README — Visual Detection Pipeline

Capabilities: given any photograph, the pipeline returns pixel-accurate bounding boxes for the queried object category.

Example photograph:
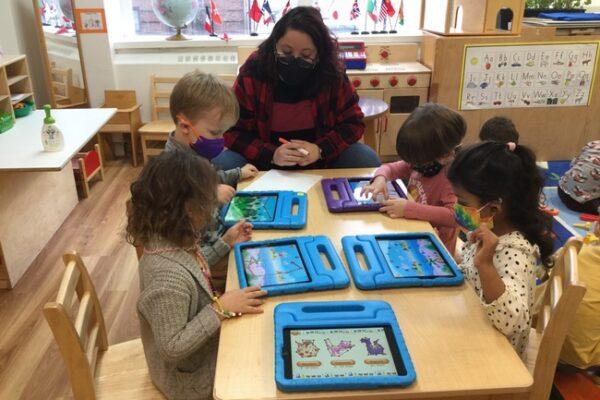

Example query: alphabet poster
[459,42,599,110]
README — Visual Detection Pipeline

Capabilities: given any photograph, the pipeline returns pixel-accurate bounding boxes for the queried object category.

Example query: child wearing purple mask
[448,141,554,358]
[164,71,259,286]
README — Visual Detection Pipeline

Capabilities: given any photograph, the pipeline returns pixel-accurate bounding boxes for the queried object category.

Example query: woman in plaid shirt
[215,7,381,171]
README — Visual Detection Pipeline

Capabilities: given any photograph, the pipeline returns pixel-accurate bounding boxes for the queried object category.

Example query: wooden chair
[72,143,104,198]
[43,251,164,399]
[139,76,177,164]
[51,64,73,108]
[99,90,142,166]
[525,237,587,400]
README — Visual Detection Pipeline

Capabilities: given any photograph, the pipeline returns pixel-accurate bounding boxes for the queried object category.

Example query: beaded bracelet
[212,296,242,318]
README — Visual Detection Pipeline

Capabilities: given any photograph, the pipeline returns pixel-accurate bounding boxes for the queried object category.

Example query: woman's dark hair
[448,141,554,267]
[256,6,343,93]
[479,116,520,144]
[126,151,218,249]
[396,103,466,165]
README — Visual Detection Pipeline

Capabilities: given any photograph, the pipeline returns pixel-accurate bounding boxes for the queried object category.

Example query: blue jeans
[213,143,381,170]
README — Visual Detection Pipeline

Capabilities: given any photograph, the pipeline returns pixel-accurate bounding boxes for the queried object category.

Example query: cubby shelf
[0,55,36,121]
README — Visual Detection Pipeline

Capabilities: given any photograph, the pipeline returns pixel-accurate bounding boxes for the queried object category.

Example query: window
[128,0,421,38]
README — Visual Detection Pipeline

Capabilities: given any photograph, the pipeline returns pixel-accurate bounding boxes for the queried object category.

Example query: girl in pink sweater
[362,103,466,254]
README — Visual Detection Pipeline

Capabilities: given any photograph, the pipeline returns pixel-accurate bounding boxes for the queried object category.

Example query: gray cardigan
[164,133,241,267]
[138,239,221,400]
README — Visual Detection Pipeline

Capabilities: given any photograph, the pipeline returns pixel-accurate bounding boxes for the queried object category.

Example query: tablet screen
[348,180,401,204]
[224,194,278,223]
[283,326,406,379]
[377,238,455,278]
[241,243,310,287]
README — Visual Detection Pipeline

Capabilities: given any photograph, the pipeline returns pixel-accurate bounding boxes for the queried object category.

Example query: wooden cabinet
[379,88,429,158]
[0,55,36,121]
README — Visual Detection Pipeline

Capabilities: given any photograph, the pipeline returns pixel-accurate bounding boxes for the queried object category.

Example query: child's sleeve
[403,182,457,227]
[374,161,412,181]
[199,238,231,267]
[138,273,221,363]
[481,246,534,339]
[217,168,241,186]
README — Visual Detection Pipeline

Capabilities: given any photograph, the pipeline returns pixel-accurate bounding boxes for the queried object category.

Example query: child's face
[453,185,500,223]
[179,106,224,145]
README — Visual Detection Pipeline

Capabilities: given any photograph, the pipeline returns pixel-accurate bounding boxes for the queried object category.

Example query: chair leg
[130,130,138,167]
[141,134,149,164]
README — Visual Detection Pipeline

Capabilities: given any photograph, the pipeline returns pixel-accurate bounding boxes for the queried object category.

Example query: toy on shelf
[342,232,463,289]
[580,213,599,222]
[321,177,407,213]
[338,42,367,70]
[13,101,34,118]
[0,112,13,133]
[234,236,349,296]
[72,143,104,198]
[421,0,525,36]
[275,300,416,392]
[221,191,307,229]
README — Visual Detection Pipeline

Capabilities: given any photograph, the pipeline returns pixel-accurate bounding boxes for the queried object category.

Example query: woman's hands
[217,286,267,315]
[272,140,320,167]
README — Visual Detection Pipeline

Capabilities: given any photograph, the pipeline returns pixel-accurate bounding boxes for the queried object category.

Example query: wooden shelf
[11,93,33,105]
[7,75,28,86]
[0,95,9,102]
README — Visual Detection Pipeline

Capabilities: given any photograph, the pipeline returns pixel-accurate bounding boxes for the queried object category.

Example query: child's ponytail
[448,141,554,267]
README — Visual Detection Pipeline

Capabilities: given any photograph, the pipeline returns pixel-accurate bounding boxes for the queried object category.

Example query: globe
[152,0,200,32]
[58,0,74,22]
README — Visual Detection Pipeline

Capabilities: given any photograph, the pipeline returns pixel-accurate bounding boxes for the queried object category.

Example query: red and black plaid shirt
[224,53,365,170]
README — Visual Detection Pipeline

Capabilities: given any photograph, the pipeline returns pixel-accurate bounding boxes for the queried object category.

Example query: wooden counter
[214,168,532,400]
[0,108,115,288]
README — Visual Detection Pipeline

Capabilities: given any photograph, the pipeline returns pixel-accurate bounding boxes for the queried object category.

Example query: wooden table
[0,108,115,288]
[358,97,388,153]
[214,168,532,400]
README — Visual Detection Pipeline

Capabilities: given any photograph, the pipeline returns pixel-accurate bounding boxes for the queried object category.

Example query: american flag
[379,0,394,22]
[350,0,360,20]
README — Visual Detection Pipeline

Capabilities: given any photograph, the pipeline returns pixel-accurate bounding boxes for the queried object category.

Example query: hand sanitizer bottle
[41,104,64,152]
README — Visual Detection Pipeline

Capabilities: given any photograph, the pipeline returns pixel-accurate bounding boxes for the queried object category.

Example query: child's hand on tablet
[379,198,407,218]
[218,286,267,315]
[222,220,253,246]
[241,164,259,180]
[217,184,236,204]
[361,176,389,200]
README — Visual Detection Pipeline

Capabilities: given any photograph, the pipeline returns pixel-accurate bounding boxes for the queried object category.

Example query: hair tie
[507,142,516,152]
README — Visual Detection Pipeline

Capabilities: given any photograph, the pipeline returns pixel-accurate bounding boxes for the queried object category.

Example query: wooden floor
[0,161,142,400]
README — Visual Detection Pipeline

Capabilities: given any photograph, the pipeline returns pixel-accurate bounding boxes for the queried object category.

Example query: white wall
[0,0,50,105]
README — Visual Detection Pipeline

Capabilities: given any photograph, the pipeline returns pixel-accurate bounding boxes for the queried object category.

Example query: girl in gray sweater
[127,151,266,399]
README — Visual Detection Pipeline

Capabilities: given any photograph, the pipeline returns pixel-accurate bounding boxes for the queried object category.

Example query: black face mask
[276,56,316,86]
[413,160,443,177]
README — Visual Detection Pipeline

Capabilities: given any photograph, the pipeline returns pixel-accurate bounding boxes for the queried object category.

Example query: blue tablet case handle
[304,236,350,289]
[341,236,383,289]
[279,192,308,229]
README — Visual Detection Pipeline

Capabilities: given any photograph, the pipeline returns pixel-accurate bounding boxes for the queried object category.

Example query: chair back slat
[43,252,110,400]
[528,237,586,400]
[150,75,176,121]
[104,90,137,109]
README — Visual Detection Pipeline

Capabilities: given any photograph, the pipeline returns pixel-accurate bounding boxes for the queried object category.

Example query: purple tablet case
[321,177,407,213]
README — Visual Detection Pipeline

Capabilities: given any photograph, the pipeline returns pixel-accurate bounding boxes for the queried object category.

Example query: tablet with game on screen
[342,232,464,289]
[321,177,407,213]
[275,300,416,392]
[234,236,349,296]
[221,190,307,229]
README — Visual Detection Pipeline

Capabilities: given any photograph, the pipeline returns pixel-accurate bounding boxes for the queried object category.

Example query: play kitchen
[341,43,431,161]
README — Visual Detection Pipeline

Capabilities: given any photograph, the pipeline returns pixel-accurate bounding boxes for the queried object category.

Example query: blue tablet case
[342,232,464,289]
[221,190,307,229]
[274,300,416,392]
[234,235,349,296]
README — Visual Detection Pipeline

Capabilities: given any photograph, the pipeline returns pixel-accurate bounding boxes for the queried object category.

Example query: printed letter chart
[460,42,599,110]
